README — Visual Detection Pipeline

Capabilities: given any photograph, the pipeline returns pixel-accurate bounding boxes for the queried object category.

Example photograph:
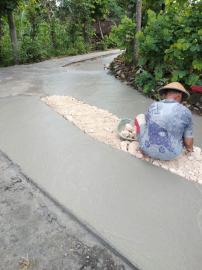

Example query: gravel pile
[42,95,202,184]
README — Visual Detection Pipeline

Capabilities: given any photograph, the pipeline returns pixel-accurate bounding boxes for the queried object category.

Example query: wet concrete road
[0,151,133,270]
[0,51,202,270]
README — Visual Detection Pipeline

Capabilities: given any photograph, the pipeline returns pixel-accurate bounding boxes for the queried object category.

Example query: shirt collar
[162,98,178,103]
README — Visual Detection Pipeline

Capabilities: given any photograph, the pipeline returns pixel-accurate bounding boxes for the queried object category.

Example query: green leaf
[185,74,200,86]
[171,70,187,81]
[178,70,187,78]
[192,59,202,71]
[154,65,163,80]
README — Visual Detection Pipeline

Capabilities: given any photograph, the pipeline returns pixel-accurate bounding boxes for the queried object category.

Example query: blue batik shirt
[139,99,193,160]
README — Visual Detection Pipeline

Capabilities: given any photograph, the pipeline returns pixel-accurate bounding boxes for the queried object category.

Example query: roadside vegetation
[0,0,123,66]
[0,0,201,104]
[109,0,202,96]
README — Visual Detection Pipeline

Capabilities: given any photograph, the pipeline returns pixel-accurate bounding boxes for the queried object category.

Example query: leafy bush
[135,69,156,94]
[110,16,135,62]
[95,35,117,50]
[135,7,202,93]
[20,35,49,63]
[68,36,89,55]
[0,19,13,66]
[165,9,202,86]
[19,19,51,63]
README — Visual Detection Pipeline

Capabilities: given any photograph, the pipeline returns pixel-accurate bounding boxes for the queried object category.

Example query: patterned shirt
[139,99,193,160]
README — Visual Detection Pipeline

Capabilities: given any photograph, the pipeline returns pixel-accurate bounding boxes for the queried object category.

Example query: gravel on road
[42,95,202,184]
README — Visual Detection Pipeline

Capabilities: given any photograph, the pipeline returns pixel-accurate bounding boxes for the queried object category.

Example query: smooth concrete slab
[59,56,202,148]
[0,52,202,269]
[0,96,201,270]
[0,53,201,147]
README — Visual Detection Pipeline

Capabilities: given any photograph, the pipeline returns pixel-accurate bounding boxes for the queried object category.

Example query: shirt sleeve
[145,102,158,120]
[183,111,193,138]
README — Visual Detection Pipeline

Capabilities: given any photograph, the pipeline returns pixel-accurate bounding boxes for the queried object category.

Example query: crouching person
[135,82,193,161]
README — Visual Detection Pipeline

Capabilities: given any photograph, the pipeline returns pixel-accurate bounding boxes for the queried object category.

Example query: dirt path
[42,95,202,184]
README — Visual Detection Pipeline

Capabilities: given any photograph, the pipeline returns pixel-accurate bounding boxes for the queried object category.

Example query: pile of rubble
[42,95,202,184]
[120,123,136,140]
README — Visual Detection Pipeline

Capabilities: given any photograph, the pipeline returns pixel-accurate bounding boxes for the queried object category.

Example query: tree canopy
[0,0,20,13]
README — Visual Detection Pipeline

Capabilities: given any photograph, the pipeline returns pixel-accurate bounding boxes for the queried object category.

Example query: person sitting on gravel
[134,82,193,160]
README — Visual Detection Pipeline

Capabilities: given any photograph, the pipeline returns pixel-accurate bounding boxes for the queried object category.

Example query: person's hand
[185,146,202,161]
[184,137,193,153]
[185,147,193,153]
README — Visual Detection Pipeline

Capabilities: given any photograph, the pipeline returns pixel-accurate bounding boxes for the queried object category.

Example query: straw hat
[158,82,190,100]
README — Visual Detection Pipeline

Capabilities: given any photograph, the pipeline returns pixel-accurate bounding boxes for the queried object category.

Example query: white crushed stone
[120,123,136,140]
[42,95,202,184]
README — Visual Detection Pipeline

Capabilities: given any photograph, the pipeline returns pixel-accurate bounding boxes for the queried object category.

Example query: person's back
[138,98,193,161]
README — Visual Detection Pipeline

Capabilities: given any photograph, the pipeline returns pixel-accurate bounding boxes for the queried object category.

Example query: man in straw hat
[134,82,193,160]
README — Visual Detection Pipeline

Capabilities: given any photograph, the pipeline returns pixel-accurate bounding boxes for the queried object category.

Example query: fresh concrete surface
[0,52,201,147]
[0,51,202,270]
[0,151,131,270]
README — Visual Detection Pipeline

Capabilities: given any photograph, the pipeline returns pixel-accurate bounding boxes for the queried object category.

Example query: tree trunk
[98,20,104,39]
[7,11,19,64]
[48,12,57,52]
[45,6,57,52]
[50,21,57,51]
[82,21,89,44]
[0,18,3,64]
[133,0,142,65]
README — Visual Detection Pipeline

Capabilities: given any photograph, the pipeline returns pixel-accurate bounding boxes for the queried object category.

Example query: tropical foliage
[0,0,201,96]
[0,0,121,66]
[110,0,202,93]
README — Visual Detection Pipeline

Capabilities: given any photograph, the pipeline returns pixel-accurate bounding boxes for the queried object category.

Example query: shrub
[0,21,13,66]
[135,7,202,94]
[110,16,135,63]
[165,9,202,86]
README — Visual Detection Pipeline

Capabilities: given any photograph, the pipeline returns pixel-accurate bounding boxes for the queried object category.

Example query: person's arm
[183,110,194,152]
[184,137,193,152]
[134,102,155,131]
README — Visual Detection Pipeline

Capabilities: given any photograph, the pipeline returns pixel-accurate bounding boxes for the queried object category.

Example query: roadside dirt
[0,151,134,270]
[42,95,202,184]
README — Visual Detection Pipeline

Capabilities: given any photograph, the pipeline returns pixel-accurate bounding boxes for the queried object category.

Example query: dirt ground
[42,95,202,184]
[0,151,135,270]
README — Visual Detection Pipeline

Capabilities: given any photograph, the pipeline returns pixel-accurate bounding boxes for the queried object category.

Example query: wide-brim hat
[158,82,190,100]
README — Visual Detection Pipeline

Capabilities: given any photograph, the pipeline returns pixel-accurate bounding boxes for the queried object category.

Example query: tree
[26,0,42,41]
[91,0,110,39]
[133,0,142,64]
[115,0,136,18]
[0,0,20,64]
[0,17,3,63]
[40,0,58,51]
[61,0,94,44]
[143,0,165,14]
